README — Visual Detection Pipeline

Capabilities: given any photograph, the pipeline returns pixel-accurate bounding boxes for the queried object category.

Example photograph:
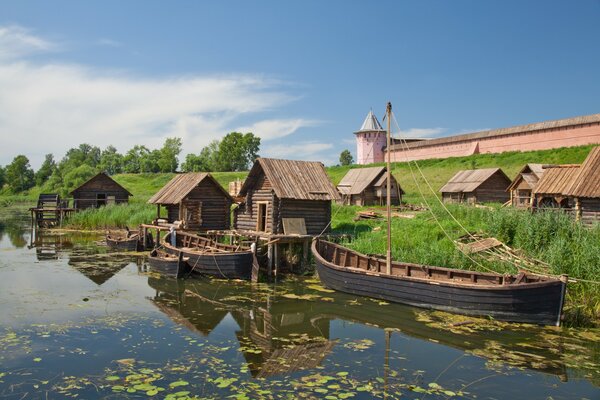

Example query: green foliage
[67,203,156,229]
[215,132,260,171]
[122,145,161,173]
[339,149,353,166]
[0,166,5,189]
[34,154,57,186]
[5,155,35,193]
[99,146,124,175]
[157,137,182,173]
[61,164,97,197]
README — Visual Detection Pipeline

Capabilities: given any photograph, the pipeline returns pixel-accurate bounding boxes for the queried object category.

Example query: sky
[0,0,599,169]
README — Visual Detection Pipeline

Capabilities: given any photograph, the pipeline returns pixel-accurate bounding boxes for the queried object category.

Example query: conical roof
[356,110,385,132]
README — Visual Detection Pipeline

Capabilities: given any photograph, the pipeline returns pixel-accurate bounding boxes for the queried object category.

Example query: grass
[331,203,600,326]
[66,203,156,230]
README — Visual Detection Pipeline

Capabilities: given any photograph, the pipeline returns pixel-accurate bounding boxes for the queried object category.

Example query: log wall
[579,197,600,226]
[234,174,276,232]
[72,175,130,210]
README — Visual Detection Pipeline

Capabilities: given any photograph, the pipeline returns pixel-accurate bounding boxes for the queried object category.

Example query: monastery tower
[354,110,387,165]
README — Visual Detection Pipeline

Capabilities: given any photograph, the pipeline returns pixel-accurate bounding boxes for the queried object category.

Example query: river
[0,209,598,399]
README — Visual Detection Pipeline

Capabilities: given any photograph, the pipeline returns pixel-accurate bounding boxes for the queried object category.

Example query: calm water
[0,210,599,399]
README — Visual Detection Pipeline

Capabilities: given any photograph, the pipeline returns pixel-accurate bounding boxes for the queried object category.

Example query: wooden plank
[282,218,307,235]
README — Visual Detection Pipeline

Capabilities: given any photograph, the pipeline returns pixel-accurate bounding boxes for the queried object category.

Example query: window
[257,202,269,232]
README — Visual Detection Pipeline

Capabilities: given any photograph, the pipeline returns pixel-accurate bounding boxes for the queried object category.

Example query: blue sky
[1,0,599,168]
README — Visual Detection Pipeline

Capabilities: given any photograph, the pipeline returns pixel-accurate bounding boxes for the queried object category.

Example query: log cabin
[233,158,340,235]
[148,173,232,231]
[337,166,403,206]
[440,168,511,204]
[507,164,549,208]
[564,146,600,225]
[532,165,580,210]
[71,172,132,210]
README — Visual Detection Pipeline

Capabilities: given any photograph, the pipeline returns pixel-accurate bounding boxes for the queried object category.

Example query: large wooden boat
[312,239,567,325]
[148,249,190,279]
[106,230,140,251]
[162,231,253,279]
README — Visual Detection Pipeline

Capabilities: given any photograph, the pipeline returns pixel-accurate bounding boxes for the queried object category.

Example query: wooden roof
[239,158,340,201]
[337,166,386,195]
[440,168,510,193]
[565,147,600,198]
[148,173,231,205]
[70,172,133,196]
[506,164,551,191]
[533,165,581,195]
[389,113,600,151]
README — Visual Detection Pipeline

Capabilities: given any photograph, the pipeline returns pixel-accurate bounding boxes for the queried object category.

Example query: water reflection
[147,275,577,383]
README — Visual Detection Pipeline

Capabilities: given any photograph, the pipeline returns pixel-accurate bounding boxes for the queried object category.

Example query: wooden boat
[162,231,254,280]
[312,103,567,326]
[106,230,139,251]
[312,238,567,326]
[148,249,190,279]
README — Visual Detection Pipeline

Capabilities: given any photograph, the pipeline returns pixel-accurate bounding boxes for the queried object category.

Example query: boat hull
[312,239,566,325]
[148,250,190,279]
[106,235,139,251]
[163,233,253,280]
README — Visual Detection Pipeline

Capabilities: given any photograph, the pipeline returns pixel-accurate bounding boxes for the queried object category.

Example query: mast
[386,102,392,275]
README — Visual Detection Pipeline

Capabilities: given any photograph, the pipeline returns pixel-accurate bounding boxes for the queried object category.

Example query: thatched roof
[70,172,133,196]
[239,158,340,201]
[565,147,600,198]
[389,113,600,151]
[148,173,231,205]
[533,165,580,195]
[440,168,509,193]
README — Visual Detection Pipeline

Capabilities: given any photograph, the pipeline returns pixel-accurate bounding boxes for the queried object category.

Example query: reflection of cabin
[440,168,511,204]
[148,173,232,231]
[337,166,403,206]
[533,165,580,209]
[565,147,600,225]
[71,172,132,210]
[507,164,549,208]
[234,158,340,235]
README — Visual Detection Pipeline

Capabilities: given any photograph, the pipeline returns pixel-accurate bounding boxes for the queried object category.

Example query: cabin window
[257,202,269,232]
[96,193,106,207]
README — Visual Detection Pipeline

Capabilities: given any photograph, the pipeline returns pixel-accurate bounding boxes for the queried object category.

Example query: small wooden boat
[148,249,190,279]
[163,231,254,280]
[106,230,140,251]
[312,239,567,326]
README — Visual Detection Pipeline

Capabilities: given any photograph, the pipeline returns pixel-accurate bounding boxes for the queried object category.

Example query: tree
[123,145,150,173]
[181,153,207,172]
[99,146,124,175]
[5,155,35,192]
[0,166,5,190]
[339,149,354,166]
[35,154,57,186]
[214,132,260,171]
[61,164,97,197]
[157,137,182,173]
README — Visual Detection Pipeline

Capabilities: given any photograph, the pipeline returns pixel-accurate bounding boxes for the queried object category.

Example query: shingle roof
[533,165,581,195]
[389,113,600,151]
[440,168,509,193]
[70,172,133,196]
[565,147,600,198]
[337,166,387,195]
[239,158,340,201]
[148,173,231,205]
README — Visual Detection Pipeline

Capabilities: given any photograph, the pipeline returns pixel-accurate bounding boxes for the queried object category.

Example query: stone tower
[354,110,386,165]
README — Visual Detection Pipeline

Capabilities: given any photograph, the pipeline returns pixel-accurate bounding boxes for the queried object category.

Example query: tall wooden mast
[386,102,392,275]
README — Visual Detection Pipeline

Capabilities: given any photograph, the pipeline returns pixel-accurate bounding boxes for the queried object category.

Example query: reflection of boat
[163,231,253,279]
[106,230,140,251]
[148,249,189,278]
[312,102,567,326]
[313,239,567,326]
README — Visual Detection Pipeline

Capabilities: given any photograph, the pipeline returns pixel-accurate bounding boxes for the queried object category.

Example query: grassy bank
[332,204,600,326]
[66,203,156,229]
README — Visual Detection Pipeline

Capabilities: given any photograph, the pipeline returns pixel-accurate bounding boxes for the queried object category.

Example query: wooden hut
[440,168,511,204]
[71,172,132,210]
[565,146,600,225]
[532,165,580,209]
[148,173,232,231]
[234,158,340,235]
[507,164,549,208]
[336,166,403,206]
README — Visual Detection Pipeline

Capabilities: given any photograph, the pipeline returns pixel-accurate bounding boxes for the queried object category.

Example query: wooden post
[143,226,148,250]
[267,243,273,278]
[302,239,309,269]
[386,102,392,275]
[274,243,279,277]
[575,197,581,222]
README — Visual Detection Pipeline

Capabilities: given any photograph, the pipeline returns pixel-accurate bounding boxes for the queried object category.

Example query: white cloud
[262,141,333,160]
[396,127,446,138]
[235,118,321,141]
[0,25,317,168]
[96,38,122,48]
[0,25,57,60]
